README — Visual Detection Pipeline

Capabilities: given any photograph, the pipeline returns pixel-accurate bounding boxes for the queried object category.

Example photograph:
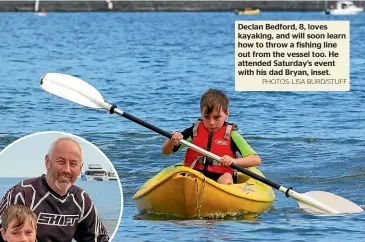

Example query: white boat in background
[35,0,46,16]
[82,164,109,181]
[108,171,118,180]
[325,1,363,15]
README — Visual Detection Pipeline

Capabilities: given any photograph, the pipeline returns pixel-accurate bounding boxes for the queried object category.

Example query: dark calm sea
[0,11,364,242]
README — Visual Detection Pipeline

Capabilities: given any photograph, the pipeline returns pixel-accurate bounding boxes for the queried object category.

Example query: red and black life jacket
[184,120,236,175]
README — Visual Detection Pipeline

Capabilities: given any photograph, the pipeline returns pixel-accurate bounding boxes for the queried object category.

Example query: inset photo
[0,131,122,242]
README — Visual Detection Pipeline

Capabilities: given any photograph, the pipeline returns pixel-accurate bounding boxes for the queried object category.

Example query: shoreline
[0,1,364,12]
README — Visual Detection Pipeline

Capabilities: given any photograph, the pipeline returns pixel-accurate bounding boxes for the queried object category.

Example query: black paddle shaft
[119,111,172,139]
[230,163,281,190]
[115,108,282,191]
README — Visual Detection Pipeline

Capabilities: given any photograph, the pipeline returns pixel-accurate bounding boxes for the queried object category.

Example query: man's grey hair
[47,137,84,163]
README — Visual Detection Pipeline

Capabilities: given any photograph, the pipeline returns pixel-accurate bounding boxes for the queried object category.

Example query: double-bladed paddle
[40,73,364,215]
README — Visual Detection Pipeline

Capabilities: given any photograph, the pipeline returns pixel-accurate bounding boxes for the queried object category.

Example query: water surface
[0,11,364,242]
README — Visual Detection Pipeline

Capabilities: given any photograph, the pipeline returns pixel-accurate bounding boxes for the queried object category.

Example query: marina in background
[0,0,364,12]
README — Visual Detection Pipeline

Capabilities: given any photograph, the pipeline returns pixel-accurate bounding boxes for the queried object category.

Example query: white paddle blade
[40,73,109,109]
[298,191,364,215]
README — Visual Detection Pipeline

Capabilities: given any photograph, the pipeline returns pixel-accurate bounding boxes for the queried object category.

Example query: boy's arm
[161,126,193,155]
[233,154,261,167]
[230,131,261,167]
[161,133,179,155]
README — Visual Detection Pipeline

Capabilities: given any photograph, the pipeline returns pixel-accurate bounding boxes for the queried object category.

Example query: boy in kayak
[1,204,37,242]
[161,89,261,184]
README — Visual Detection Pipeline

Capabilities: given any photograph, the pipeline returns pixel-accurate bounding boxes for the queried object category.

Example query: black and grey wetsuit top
[0,175,109,242]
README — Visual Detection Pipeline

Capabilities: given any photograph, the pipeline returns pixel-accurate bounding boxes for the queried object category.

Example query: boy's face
[201,107,228,133]
[1,219,36,242]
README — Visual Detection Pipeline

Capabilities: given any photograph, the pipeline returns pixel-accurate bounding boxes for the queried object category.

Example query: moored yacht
[325,1,363,15]
[82,164,108,181]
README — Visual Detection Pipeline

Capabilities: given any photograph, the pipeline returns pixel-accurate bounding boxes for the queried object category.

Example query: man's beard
[53,172,72,193]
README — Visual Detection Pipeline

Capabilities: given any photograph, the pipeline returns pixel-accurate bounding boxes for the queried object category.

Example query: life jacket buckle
[190,156,221,169]
[199,156,219,166]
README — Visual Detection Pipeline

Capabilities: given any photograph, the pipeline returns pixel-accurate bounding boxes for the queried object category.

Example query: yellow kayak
[133,164,275,218]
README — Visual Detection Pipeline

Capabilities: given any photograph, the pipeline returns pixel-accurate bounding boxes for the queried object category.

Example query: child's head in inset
[1,204,37,242]
[200,89,230,133]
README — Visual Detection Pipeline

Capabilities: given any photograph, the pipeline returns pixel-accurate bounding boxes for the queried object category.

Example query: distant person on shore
[1,204,37,242]
[161,89,261,184]
[0,137,109,242]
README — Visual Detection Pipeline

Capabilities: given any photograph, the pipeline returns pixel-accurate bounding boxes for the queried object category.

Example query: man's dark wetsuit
[0,175,109,242]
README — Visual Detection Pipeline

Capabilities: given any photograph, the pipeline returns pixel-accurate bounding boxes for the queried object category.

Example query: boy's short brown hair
[200,89,229,115]
[1,204,37,232]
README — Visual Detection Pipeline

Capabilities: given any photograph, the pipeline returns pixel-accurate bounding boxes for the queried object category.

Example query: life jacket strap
[192,120,201,137]
[224,124,233,139]
[190,158,198,169]
[193,120,233,139]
